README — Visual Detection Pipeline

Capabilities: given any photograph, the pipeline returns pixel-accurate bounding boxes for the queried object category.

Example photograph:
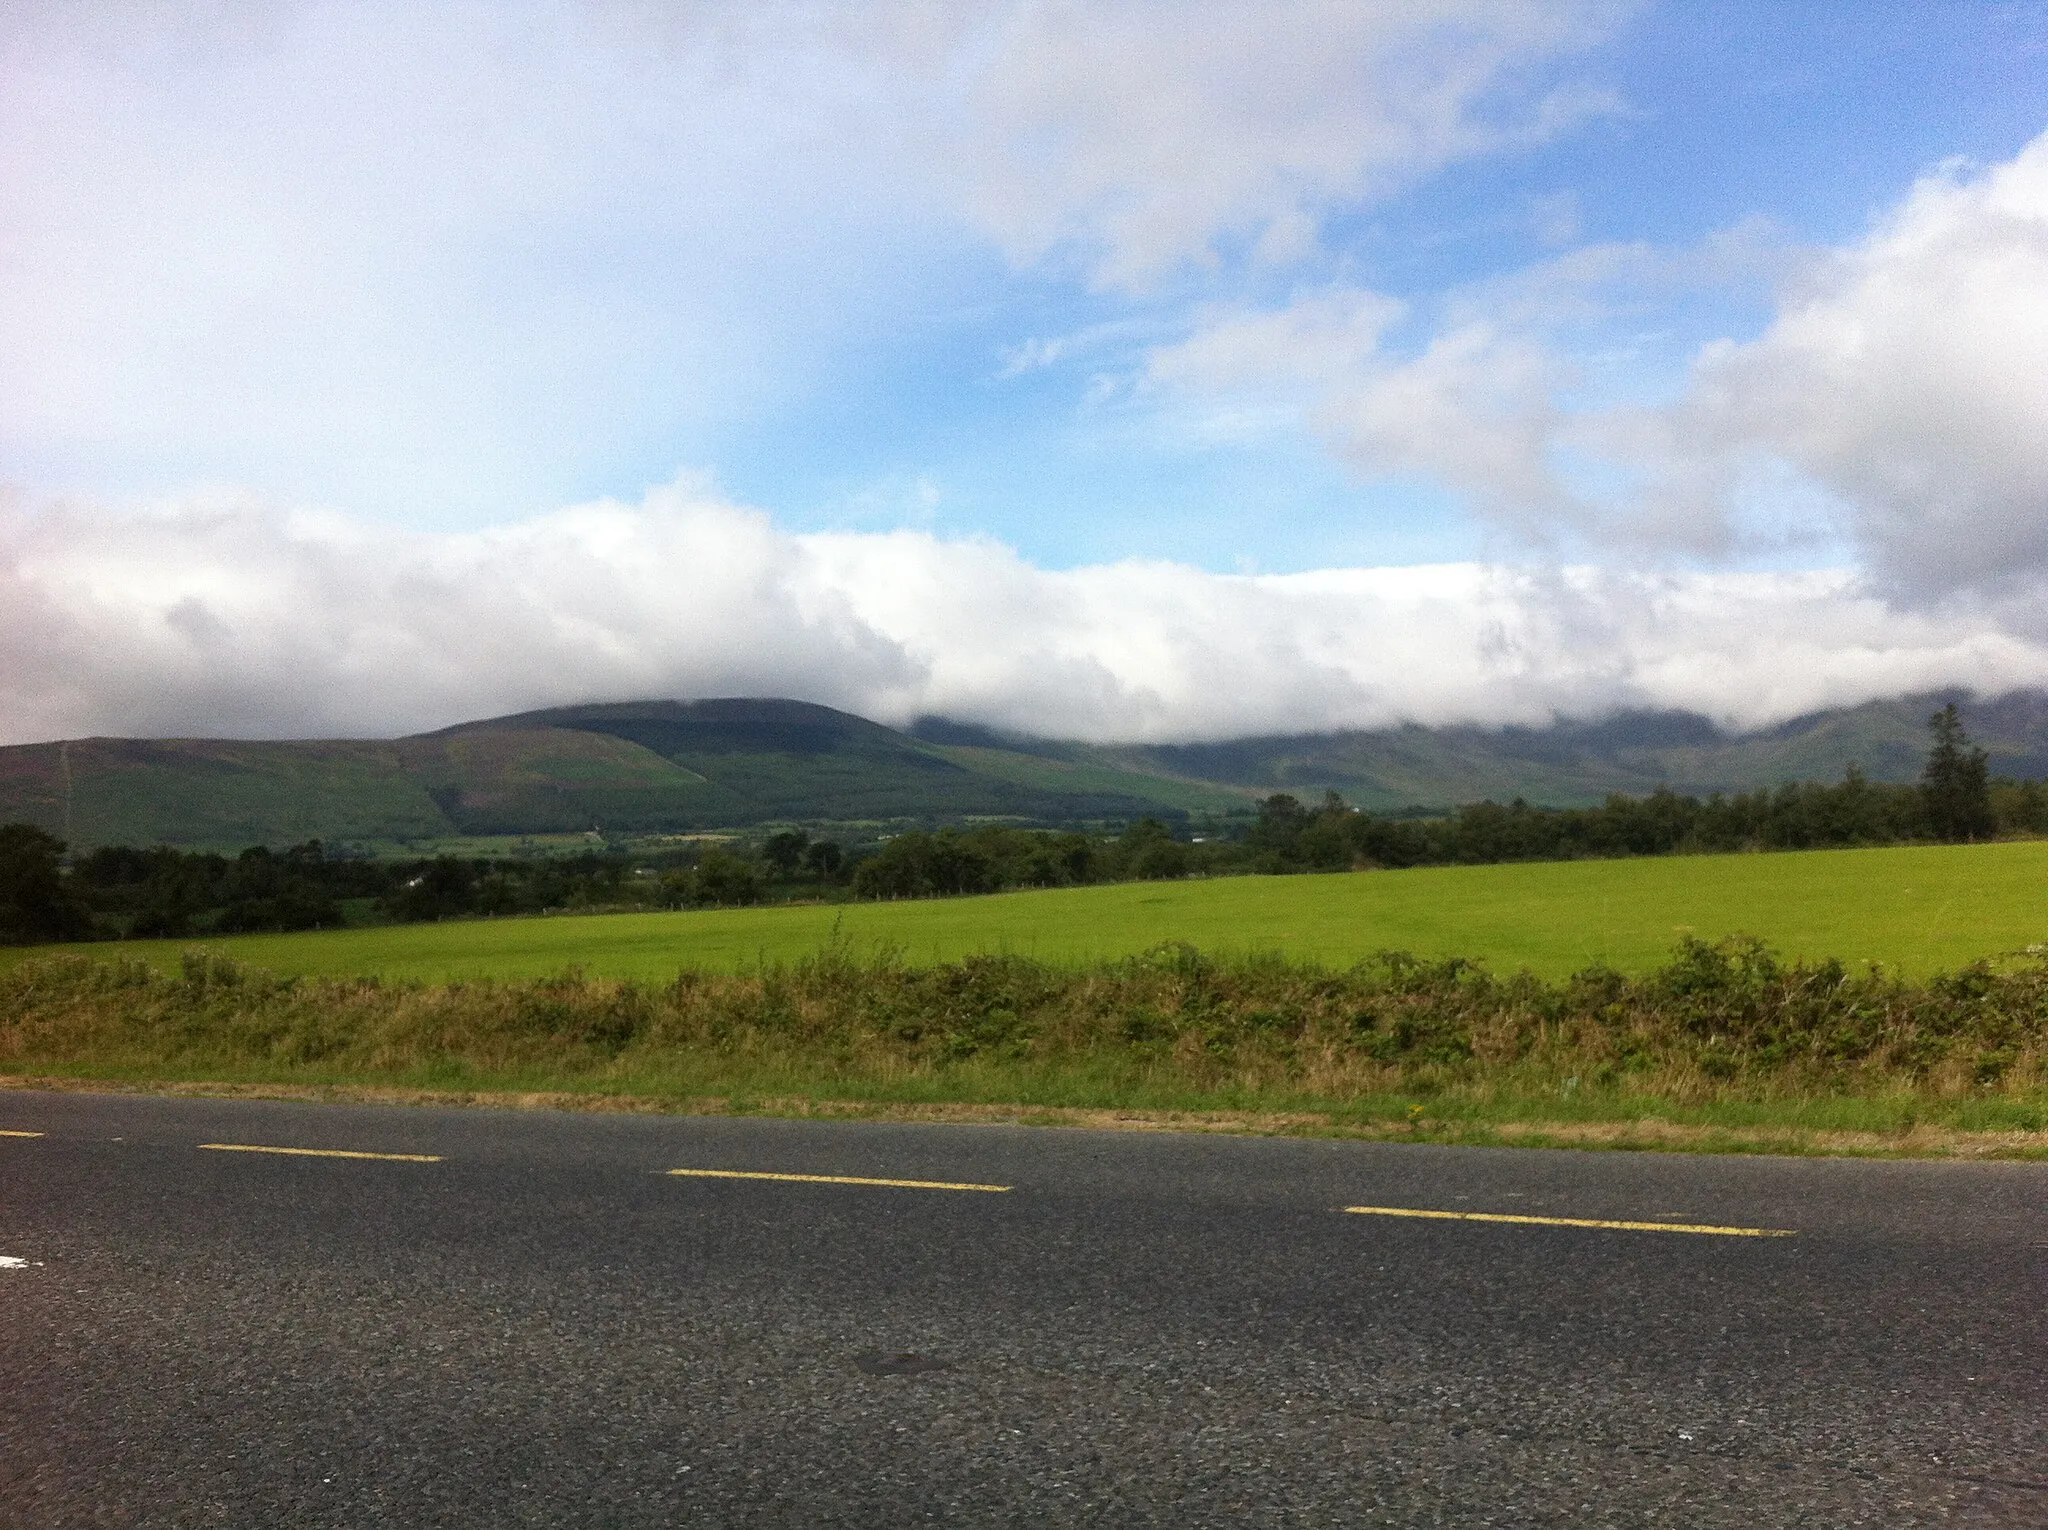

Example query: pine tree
[1919,704,1993,842]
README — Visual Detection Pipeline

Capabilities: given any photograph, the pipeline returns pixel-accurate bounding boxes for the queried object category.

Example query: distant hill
[402,699,1242,833]
[2,689,2042,851]
[0,698,1248,851]
[911,689,2048,814]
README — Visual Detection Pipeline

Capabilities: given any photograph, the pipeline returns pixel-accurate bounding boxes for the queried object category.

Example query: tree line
[0,838,775,944]
[0,703,2018,943]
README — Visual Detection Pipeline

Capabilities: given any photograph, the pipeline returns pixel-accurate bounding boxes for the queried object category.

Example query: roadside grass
[5,936,2044,1159]
[11,839,2048,984]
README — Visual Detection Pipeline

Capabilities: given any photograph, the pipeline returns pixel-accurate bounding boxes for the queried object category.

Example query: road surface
[2,1090,2042,1526]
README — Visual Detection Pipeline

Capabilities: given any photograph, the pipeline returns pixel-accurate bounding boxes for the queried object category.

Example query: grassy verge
[5,938,2045,1159]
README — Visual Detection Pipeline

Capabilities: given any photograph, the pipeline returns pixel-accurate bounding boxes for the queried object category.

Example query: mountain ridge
[0,689,2036,851]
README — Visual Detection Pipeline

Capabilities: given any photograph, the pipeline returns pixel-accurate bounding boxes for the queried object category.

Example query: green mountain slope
[919,743,1254,817]
[3,689,2043,851]
[414,700,1211,831]
[917,690,2048,812]
[0,699,1211,849]
[394,722,718,834]
[0,738,450,849]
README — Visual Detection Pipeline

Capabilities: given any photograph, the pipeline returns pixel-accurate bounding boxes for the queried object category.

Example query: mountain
[402,699,1246,833]
[1,689,2041,852]
[910,689,2048,814]
[0,736,458,851]
[0,699,1248,851]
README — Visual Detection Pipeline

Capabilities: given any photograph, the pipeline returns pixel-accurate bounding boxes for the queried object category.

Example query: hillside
[917,690,2048,813]
[402,699,1246,833]
[0,699,1246,851]
[1,689,2041,851]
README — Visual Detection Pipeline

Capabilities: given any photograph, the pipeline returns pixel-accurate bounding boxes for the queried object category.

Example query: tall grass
[5,938,2044,1134]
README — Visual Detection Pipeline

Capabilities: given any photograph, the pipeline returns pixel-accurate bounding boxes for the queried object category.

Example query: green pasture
[12,840,2048,983]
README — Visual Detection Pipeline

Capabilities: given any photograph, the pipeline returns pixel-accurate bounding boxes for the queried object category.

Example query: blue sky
[4,1,2048,743]
[696,2,2048,572]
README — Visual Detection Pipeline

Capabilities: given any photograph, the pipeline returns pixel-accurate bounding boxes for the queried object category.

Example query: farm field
[14,839,2048,982]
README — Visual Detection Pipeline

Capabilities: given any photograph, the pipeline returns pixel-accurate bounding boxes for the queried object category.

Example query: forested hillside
[917,690,2048,812]
[0,699,1242,850]
[4,689,2047,851]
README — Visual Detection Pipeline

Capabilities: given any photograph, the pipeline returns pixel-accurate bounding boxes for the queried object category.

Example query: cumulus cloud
[1629,133,2048,597]
[1150,132,2048,591]
[5,482,2046,748]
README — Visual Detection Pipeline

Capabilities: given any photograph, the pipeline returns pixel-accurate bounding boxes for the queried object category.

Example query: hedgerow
[4,937,2043,1108]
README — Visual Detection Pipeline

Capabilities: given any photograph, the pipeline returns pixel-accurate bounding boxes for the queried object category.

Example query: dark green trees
[691,846,764,906]
[761,830,810,877]
[0,823,93,943]
[1106,817,1192,880]
[1920,704,1994,842]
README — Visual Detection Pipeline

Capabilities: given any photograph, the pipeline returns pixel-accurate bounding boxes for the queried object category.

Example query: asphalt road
[1,1092,2042,1528]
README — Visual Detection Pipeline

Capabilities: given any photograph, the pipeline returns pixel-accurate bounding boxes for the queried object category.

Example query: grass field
[13,840,2048,982]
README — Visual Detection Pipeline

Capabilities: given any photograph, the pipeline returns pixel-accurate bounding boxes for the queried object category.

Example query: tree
[762,830,810,878]
[385,856,478,922]
[1920,703,1993,842]
[1111,818,1190,880]
[1244,794,1312,870]
[850,830,995,899]
[691,846,762,906]
[0,823,93,943]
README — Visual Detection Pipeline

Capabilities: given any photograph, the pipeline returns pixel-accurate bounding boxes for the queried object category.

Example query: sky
[4,0,2048,745]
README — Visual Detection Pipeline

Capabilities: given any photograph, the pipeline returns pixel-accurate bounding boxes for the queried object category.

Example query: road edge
[4,1072,2045,1160]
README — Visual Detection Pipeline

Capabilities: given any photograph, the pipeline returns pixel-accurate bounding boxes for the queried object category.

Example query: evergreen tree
[0,822,93,943]
[1920,704,1994,842]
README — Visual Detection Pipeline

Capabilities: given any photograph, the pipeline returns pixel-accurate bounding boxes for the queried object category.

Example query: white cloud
[1141,235,1765,539]
[6,5,2038,752]
[1148,289,1406,393]
[956,0,1627,288]
[0,2,946,520]
[1148,288,1586,535]
[5,482,2045,748]
[1147,130,2048,591]
[0,0,1630,521]
[1631,133,2048,598]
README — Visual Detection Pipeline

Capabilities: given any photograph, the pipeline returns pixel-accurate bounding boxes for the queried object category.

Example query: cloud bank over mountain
[7,482,2046,747]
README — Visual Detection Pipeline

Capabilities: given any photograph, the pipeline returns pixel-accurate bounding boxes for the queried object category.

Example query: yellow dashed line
[1343,1205,1794,1237]
[0,1130,45,1138]
[198,1143,443,1163]
[668,1168,1011,1193]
